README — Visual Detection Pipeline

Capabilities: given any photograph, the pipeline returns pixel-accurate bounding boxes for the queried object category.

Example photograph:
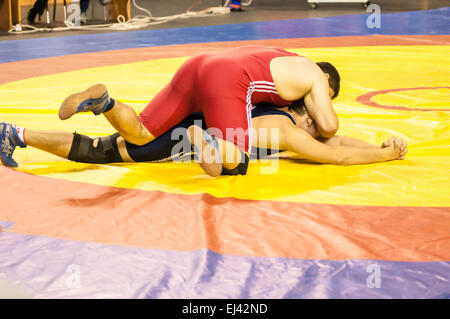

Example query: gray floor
[1,0,448,41]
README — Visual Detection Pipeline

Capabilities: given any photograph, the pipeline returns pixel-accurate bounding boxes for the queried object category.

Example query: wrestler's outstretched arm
[319,135,379,149]
[320,135,408,159]
[279,119,407,165]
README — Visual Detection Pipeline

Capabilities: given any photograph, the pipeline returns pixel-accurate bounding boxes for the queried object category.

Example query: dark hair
[316,62,340,99]
[288,98,307,116]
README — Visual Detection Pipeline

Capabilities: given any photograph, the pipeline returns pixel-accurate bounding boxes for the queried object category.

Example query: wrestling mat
[0,8,449,298]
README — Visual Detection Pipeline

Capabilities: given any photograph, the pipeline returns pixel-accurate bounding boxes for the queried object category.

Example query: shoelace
[77,92,110,115]
[79,100,95,112]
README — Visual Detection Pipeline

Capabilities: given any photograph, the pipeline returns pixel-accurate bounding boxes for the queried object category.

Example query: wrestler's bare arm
[321,135,408,159]
[271,57,338,138]
[278,121,405,165]
[320,135,380,149]
[303,72,339,138]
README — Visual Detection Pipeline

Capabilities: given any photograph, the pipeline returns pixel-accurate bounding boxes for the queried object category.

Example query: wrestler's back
[198,45,298,81]
[194,46,299,107]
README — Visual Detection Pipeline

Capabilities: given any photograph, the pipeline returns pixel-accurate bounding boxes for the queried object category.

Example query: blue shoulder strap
[251,103,295,125]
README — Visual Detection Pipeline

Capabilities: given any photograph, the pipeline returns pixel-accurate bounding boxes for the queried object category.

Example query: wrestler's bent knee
[221,152,249,176]
[68,132,123,164]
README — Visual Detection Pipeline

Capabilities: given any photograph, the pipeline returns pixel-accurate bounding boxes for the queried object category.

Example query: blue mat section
[0,8,448,63]
[1,231,449,298]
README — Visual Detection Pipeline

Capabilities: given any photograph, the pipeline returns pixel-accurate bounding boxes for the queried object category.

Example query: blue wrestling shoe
[0,123,26,168]
[58,84,115,120]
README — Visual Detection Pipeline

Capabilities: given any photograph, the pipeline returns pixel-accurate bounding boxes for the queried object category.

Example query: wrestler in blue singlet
[125,103,296,163]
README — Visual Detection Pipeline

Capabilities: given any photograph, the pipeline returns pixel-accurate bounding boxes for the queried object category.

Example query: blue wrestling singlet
[125,104,296,162]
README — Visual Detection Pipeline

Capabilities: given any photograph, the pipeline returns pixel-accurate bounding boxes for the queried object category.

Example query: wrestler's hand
[382,136,408,159]
[381,136,395,148]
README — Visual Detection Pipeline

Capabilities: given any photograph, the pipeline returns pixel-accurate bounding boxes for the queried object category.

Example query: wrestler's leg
[59,113,206,164]
[24,129,74,158]
[59,83,154,146]
[3,112,206,167]
[186,124,248,176]
[200,97,252,174]
[63,113,205,164]
[23,129,127,164]
[102,99,154,146]
[13,126,189,165]
[185,120,248,177]
[185,124,223,177]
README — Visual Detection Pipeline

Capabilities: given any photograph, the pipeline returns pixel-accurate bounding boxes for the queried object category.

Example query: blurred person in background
[27,0,112,25]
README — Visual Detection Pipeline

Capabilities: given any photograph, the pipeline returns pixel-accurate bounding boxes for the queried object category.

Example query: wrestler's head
[288,99,320,138]
[316,62,340,99]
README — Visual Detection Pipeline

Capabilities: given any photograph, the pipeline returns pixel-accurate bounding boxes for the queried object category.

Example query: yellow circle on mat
[1,45,449,207]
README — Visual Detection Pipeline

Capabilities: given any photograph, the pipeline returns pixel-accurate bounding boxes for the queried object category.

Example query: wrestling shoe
[59,84,114,120]
[0,123,26,168]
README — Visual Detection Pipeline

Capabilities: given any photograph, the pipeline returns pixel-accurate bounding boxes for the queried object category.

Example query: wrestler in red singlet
[138,46,299,153]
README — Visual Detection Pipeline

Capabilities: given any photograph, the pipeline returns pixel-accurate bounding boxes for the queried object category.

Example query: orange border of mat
[1,168,449,262]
